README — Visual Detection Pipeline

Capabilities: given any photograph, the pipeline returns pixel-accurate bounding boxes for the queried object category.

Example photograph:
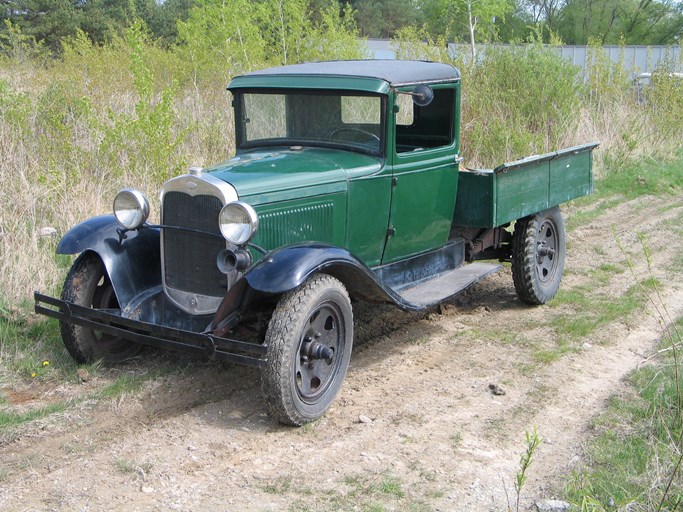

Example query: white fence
[365,40,683,75]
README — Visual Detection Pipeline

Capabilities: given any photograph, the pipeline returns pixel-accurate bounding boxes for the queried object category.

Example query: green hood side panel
[208,148,386,262]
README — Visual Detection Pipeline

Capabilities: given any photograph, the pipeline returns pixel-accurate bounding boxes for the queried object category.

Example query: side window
[396,87,455,153]
[395,94,414,126]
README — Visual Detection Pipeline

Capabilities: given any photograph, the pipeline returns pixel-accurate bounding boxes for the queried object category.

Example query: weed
[450,431,463,449]
[262,475,293,494]
[114,457,152,478]
[507,427,542,512]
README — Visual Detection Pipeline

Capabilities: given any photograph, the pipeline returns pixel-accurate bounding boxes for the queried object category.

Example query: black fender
[57,215,161,308]
[209,243,420,336]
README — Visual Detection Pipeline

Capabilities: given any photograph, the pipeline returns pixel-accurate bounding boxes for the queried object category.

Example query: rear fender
[58,215,161,308]
[209,244,419,336]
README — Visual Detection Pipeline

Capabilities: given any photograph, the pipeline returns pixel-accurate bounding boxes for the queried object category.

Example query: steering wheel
[329,126,380,143]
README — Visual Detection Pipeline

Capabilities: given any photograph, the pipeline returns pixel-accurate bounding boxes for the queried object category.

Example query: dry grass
[0,38,681,308]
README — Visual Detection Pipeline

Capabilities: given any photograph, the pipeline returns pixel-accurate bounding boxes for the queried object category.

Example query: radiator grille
[256,202,334,249]
[162,192,227,297]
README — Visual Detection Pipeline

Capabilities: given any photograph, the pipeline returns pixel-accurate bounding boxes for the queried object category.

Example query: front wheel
[511,206,566,305]
[60,252,141,363]
[261,274,353,426]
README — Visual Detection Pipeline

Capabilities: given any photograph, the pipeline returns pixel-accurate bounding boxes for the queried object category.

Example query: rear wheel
[262,274,353,426]
[60,252,141,363]
[511,207,566,305]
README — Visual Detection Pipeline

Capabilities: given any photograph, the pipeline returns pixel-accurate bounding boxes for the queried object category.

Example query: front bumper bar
[34,292,267,368]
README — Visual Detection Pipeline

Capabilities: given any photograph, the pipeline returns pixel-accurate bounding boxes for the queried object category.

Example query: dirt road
[1,192,682,511]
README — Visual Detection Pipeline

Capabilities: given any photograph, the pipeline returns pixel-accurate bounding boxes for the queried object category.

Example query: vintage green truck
[35,60,598,425]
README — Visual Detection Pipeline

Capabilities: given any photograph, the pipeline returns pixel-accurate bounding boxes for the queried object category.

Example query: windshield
[234,91,385,156]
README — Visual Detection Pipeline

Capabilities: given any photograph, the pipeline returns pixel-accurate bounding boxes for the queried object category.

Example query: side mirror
[411,85,434,107]
[396,85,434,107]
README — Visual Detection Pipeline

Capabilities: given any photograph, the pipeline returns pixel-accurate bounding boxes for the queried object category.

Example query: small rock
[141,486,155,494]
[188,445,197,451]
[39,227,57,237]
[76,368,90,383]
[535,499,570,512]
[488,383,506,396]
[358,415,373,424]
[582,342,592,350]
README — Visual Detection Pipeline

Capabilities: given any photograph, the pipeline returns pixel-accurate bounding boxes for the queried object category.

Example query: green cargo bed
[453,142,599,228]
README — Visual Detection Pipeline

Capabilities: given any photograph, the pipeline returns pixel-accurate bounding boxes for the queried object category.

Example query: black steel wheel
[60,252,141,363]
[262,274,353,426]
[511,206,566,305]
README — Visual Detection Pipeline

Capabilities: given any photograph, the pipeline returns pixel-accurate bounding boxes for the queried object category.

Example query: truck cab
[226,60,462,268]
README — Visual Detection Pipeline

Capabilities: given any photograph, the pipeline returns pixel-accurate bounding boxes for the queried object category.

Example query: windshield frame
[232,88,387,158]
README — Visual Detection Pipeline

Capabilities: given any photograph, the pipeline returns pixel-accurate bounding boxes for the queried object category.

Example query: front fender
[58,215,161,308]
[244,244,393,302]
[209,244,420,336]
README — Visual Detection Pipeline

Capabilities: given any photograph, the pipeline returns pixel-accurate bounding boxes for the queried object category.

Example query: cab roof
[228,60,461,94]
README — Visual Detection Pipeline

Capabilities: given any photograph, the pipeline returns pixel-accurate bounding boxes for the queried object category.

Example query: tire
[261,274,353,426]
[60,252,141,363]
[511,206,566,305]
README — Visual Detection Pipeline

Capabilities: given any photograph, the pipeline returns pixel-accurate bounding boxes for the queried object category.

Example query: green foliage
[0,78,32,133]
[463,43,582,166]
[393,26,452,62]
[421,0,512,57]
[0,19,49,62]
[0,0,194,52]
[178,0,366,80]
[645,63,683,146]
[584,39,631,110]
[350,0,423,38]
[557,0,683,45]
[100,21,188,182]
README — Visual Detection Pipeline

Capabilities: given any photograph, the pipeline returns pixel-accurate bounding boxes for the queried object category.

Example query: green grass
[0,400,72,430]
[599,156,683,200]
[552,280,654,336]
[0,305,78,381]
[566,155,683,233]
[564,317,683,511]
[522,278,660,364]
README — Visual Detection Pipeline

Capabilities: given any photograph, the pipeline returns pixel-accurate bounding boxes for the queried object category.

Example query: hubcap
[535,219,559,284]
[295,302,345,403]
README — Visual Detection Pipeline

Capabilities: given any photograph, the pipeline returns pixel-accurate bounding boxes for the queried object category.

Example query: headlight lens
[219,201,259,245]
[113,188,150,229]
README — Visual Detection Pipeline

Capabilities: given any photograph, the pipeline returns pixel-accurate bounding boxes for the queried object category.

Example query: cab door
[381,83,461,264]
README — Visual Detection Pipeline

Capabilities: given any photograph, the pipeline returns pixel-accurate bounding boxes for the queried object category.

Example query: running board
[396,262,501,307]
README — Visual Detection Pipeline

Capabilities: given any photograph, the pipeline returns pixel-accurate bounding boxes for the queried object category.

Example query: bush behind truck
[35,60,598,426]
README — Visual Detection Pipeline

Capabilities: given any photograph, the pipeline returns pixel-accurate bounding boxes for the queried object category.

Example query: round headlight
[219,201,259,245]
[113,188,150,229]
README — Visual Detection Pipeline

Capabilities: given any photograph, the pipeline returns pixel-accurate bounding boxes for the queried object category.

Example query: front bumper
[34,292,267,368]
